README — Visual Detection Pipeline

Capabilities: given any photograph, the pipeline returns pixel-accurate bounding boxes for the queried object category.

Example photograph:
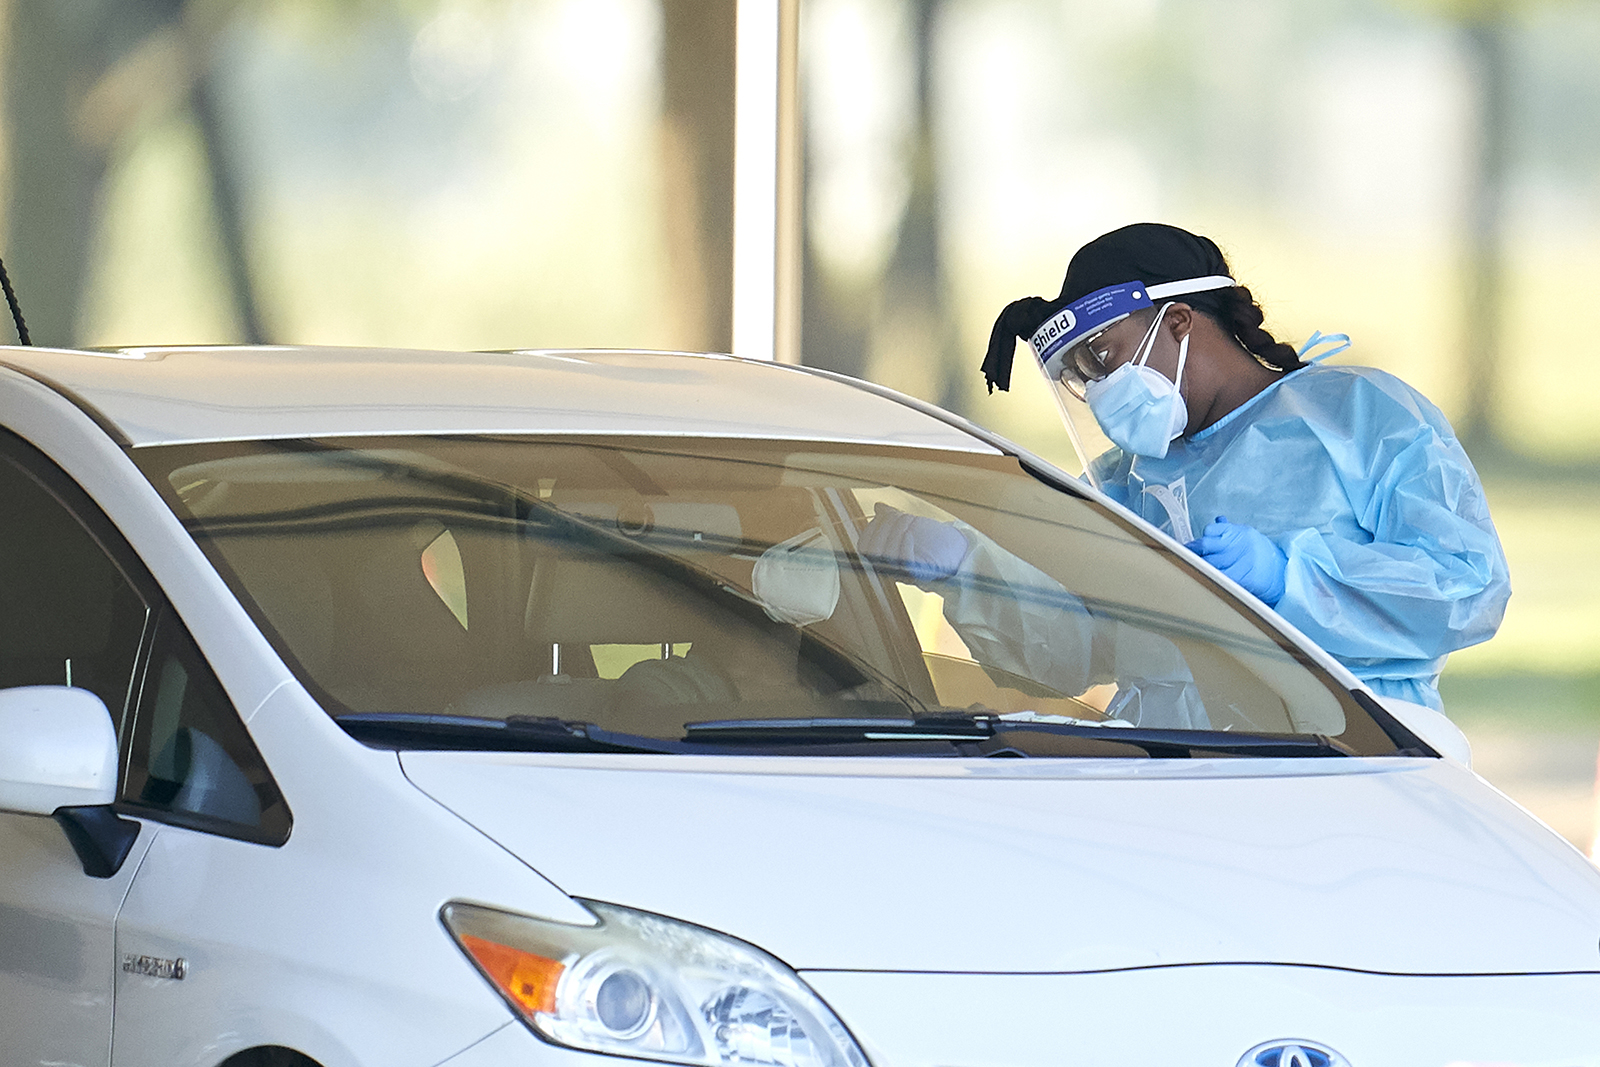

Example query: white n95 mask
[1084,304,1190,459]
[751,527,841,626]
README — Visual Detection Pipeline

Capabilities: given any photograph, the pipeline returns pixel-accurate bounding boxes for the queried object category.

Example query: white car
[0,344,1596,1067]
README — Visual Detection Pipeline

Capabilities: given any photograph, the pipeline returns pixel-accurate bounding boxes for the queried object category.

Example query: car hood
[400,751,1600,975]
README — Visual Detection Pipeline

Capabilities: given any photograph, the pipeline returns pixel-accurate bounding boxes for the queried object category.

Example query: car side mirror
[1377,695,1472,767]
[0,686,140,877]
[0,685,118,813]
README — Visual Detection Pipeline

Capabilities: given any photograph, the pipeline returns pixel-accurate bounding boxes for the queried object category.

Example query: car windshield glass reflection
[135,437,1403,757]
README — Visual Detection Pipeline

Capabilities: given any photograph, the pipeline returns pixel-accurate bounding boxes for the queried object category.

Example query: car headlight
[442,900,870,1067]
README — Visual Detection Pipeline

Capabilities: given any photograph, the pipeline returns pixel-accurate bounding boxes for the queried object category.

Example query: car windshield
[135,436,1408,758]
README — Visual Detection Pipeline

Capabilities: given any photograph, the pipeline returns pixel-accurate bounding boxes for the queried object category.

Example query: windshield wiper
[341,712,1356,759]
[335,712,681,754]
[685,716,993,743]
[993,723,1357,758]
[684,714,1356,758]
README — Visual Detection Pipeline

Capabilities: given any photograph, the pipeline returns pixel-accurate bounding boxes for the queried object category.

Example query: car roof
[0,345,997,453]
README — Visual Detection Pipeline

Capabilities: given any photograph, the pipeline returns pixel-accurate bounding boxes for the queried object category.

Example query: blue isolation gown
[1088,363,1509,709]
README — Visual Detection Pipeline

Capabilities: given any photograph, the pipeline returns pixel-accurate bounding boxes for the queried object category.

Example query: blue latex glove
[1185,515,1287,606]
[857,504,968,583]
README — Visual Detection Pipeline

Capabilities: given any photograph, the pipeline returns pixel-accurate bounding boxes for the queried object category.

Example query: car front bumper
[802,964,1600,1067]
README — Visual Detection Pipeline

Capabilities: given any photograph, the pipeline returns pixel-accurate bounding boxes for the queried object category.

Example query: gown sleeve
[931,521,1102,697]
[1269,375,1510,667]
[923,523,1210,728]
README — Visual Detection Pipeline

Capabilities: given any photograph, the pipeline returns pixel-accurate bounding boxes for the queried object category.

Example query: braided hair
[1183,283,1302,373]
[981,223,1303,393]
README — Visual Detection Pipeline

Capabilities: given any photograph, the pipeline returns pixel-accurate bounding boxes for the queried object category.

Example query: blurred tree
[802,0,956,401]
[872,0,960,409]
[799,123,872,377]
[2,0,268,345]
[190,8,266,344]
[5,1,175,346]
[659,0,735,353]
[1389,0,1535,452]
[1459,6,1508,454]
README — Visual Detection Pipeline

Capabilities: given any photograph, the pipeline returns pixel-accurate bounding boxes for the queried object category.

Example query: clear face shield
[1028,283,1153,490]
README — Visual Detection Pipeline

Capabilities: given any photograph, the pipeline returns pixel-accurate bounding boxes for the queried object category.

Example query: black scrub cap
[980,222,1233,393]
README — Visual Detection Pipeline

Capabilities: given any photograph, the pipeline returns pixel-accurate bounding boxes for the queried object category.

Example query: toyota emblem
[1237,1040,1351,1067]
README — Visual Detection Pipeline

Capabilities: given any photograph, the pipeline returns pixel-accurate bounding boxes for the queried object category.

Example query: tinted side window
[121,609,291,845]
[0,443,148,726]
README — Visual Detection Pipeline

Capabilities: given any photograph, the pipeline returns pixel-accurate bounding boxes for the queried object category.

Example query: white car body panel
[0,345,1594,1066]
[1378,696,1473,766]
[0,347,996,451]
[0,809,156,1067]
[400,750,1600,975]
[436,1023,593,1066]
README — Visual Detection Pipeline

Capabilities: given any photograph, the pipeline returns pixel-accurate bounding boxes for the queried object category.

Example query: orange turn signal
[460,934,564,1016]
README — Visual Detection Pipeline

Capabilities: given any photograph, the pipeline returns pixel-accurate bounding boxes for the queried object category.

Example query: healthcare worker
[871,222,1509,712]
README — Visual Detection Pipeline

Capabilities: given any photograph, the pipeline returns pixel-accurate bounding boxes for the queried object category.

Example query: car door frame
[0,416,165,1067]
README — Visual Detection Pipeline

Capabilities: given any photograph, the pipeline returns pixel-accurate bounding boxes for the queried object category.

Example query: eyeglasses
[1057,325,1116,401]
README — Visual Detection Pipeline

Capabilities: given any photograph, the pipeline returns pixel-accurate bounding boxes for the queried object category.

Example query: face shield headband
[1029,274,1236,385]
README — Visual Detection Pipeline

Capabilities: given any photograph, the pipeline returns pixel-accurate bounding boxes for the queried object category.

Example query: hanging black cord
[0,255,31,345]
[0,257,30,346]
